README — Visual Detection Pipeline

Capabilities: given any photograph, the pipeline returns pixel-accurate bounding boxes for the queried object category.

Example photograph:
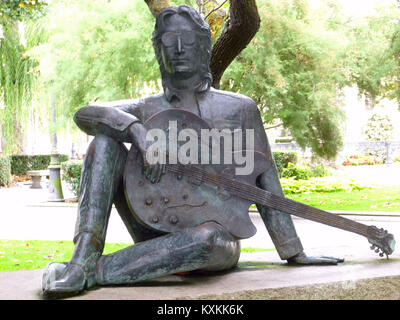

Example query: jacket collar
[164,79,210,102]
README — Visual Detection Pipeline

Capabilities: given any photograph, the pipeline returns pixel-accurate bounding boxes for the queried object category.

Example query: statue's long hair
[152,5,213,91]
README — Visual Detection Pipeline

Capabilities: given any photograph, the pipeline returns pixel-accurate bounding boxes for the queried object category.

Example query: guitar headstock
[367,226,396,258]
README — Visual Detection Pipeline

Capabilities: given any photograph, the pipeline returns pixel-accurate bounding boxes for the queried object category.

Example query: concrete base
[1,252,400,300]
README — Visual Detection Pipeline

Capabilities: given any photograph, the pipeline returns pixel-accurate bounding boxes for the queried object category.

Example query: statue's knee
[192,222,231,252]
[89,134,118,152]
[85,134,127,162]
[191,222,240,271]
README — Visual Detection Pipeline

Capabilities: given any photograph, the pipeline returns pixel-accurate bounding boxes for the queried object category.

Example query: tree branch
[144,0,171,18]
[265,122,283,130]
[210,0,260,88]
[205,0,228,20]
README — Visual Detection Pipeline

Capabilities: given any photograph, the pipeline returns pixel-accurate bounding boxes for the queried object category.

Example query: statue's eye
[161,32,176,47]
[181,31,196,45]
[161,31,196,47]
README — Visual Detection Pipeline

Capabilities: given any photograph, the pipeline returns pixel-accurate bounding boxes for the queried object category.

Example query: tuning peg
[379,252,384,257]
[370,245,376,250]
[375,248,380,253]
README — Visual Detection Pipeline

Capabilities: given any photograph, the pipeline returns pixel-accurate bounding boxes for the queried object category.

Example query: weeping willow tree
[0,23,39,154]
[0,1,47,154]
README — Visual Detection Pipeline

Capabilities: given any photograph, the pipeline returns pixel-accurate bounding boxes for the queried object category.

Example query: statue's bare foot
[287,252,344,265]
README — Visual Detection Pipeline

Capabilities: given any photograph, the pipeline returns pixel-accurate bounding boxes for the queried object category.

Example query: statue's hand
[287,252,344,265]
[128,122,166,183]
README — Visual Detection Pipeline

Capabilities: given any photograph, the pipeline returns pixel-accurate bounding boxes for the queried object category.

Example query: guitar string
[166,164,372,238]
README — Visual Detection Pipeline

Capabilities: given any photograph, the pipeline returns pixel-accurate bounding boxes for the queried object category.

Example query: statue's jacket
[74,87,270,157]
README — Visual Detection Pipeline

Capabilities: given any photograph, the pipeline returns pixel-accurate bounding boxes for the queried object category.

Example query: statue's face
[160,14,201,79]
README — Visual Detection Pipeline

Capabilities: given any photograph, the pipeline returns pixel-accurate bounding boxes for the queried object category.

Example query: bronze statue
[42,5,349,298]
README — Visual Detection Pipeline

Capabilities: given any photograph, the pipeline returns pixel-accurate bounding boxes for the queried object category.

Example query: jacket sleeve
[243,98,282,193]
[73,99,142,142]
[242,97,269,156]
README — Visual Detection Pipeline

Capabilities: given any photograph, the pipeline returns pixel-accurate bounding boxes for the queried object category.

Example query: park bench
[27,170,49,189]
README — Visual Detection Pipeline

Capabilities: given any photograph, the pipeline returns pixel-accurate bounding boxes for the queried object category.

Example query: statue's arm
[74,100,165,182]
[73,100,142,143]
[246,99,344,265]
[242,98,285,204]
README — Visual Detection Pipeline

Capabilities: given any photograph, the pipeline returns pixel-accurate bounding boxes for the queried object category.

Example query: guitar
[123,109,395,258]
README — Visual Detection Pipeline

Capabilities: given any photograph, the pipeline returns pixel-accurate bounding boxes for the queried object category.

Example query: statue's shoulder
[86,92,165,112]
[87,98,140,109]
[140,92,165,105]
[207,88,258,110]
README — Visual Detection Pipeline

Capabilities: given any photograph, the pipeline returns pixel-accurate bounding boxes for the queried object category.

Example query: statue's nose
[176,37,184,54]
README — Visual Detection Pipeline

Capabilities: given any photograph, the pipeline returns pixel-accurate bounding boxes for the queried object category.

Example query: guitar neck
[167,163,370,238]
[252,188,370,238]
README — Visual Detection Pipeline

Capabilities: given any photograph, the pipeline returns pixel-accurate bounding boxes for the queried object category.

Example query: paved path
[1,177,400,300]
[1,182,400,249]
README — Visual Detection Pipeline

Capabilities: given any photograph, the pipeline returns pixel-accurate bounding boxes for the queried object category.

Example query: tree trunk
[0,125,5,154]
[210,0,260,88]
[12,112,26,154]
[364,92,376,110]
[144,0,171,18]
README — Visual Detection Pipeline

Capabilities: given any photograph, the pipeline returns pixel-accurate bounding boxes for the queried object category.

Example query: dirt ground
[179,276,400,300]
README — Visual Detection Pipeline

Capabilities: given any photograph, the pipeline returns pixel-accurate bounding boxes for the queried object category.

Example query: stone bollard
[48,153,64,202]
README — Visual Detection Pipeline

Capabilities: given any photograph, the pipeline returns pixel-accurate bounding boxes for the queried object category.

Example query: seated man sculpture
[42,5,342,298]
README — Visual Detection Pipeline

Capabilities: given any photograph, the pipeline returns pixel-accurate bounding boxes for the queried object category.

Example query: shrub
[10,154,69,175]
[309,164,332,178]
[0,156,12,187]
[364,112,394,143]
[281,162,331,180]
[272,151,298,175]
[61,160,83,197]
[281,176,370,194]
[10,155,30,175]
[281,163,310,180]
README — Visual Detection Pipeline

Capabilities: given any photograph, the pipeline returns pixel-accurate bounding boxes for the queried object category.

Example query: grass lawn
[285,185,400,212]
[0,239,274,272]
[0,240,132,272]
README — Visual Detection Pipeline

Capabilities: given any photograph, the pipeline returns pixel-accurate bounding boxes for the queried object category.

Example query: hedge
[61,160,83,197]
[10,154,69,175]
[272,150,298,176]
[0,156,12,187]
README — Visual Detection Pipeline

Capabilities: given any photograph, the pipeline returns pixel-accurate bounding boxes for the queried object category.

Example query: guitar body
[123,109,269,239]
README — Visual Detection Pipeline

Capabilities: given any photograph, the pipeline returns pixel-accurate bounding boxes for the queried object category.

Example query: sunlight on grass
[287,186,400,212]
[0,240,132,272]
